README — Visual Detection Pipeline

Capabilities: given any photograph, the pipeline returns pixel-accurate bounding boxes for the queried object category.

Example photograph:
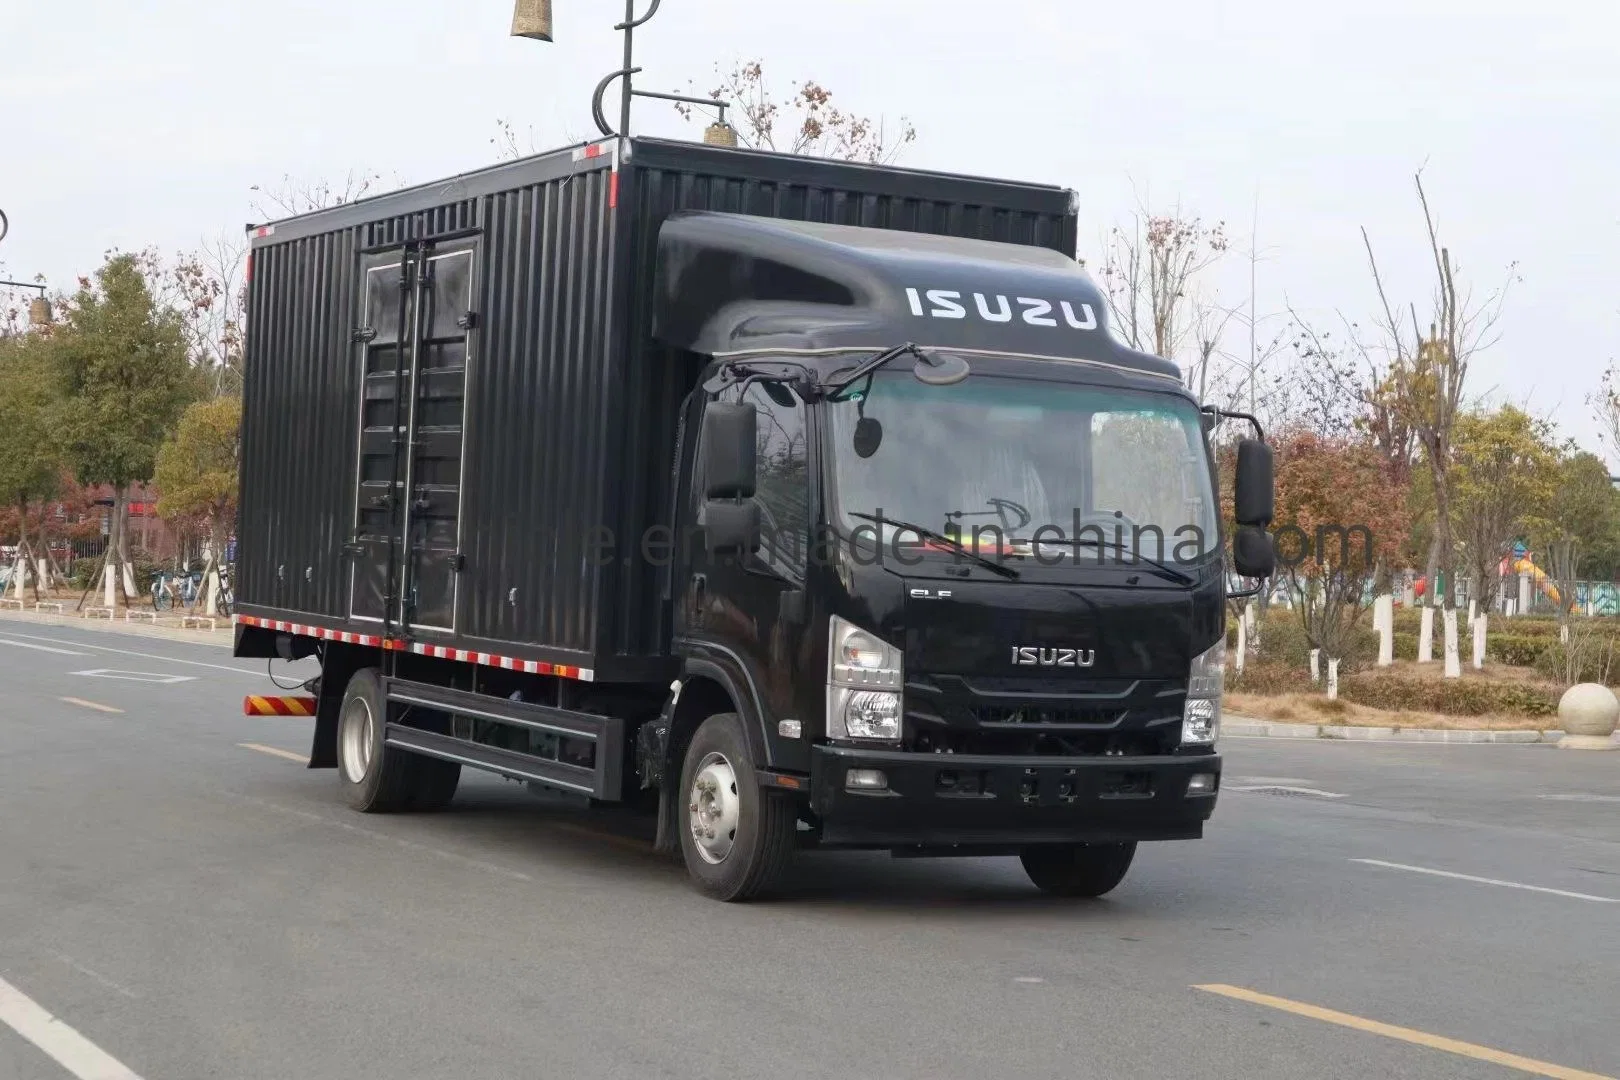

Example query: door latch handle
[690,574,707,617]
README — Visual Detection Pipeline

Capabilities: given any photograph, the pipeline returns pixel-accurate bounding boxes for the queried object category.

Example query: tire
[1019,842,1137,898]
[336,668,414,813]
[405,755,461,811]
[676,712,796,902]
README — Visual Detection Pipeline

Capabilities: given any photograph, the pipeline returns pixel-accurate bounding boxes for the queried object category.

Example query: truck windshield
[827,370,1220,565]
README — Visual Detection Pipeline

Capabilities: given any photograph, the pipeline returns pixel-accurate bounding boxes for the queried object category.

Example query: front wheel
[1019,842,1137,898]
[677,712,796,902]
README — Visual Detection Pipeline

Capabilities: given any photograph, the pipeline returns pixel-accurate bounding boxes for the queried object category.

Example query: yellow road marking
[1194,984,1615,1080]
[238,742,307,764]
[59,697,123,715]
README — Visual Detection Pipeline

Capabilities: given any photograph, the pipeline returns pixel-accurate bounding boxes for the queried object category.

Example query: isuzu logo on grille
[1011,646,1096,668]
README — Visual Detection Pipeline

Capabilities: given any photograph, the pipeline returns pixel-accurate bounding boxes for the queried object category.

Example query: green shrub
[1485,634,1546,668]
[1393,632,1418,661]
[1247,616,1379,672]
[1340,673,1558,717]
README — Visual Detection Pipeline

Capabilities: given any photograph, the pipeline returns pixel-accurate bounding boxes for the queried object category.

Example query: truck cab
[641,213,1276,898]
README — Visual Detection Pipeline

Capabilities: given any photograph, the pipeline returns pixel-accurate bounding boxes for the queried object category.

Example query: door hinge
[351,326,377,344]
[448,553,466,572]
[456,311,479,330]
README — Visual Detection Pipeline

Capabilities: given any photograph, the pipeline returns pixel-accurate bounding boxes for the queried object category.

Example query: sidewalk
[1224,717,1608,745]
[0,603,233,648]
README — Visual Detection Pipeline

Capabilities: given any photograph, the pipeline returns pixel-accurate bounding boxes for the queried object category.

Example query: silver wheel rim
[688,752,741,865]
[339,697,374,784]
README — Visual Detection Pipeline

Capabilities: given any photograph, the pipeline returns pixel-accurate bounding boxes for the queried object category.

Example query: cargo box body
[236,137,1079,682]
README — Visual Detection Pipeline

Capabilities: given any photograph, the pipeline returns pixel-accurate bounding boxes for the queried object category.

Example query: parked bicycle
[151,570,201,611]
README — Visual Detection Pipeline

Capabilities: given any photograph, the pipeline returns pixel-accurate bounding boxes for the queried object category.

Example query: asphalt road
[2,616,1618,1080]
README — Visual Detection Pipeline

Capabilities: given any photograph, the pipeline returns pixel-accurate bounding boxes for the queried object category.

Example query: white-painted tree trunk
[1443,609,1460,678]
[121,562,136,600]
[9,552,26,600]
[1467,598,1477,625]
[1234,615,1246,675]
[1326,658,1340,701]
[1247,602,1260,655]
[1310,648,1321,684]
[1418,606,1435,663]
[1472,615,1487,669]
[1559,623,1570,644]
[1518,572,1531,615]
[101,556,116,609]
[1375,594,1394,666]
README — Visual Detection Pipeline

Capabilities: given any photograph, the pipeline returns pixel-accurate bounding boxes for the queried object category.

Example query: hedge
[1339,672,1559,717]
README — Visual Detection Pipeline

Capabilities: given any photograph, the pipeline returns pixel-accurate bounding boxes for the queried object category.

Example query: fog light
[1187,772,1217,796]
[846,768,888,792]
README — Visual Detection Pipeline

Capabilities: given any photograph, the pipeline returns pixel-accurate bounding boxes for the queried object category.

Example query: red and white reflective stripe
[572,141,613,161]
[234,614,594,681]
[250,224,275,239]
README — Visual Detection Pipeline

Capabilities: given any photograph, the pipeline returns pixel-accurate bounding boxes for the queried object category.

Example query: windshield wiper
[847,512,1020,580]
[1025,536,1195,585]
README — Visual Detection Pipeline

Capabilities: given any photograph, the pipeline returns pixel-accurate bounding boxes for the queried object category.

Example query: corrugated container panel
[461,167,620,655]
[238,138,1078,677]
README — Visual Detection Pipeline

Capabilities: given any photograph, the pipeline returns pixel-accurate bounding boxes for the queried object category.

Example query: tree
[250,169,387,219]
[50,253,201,605]
[0,334,67,598]
[1538,449,1620,626]
[1095,208,1228,365]
[1361,171,1514,675]
[1450,406,1558,613]
[1269,430,1410,678]
[675,60,917,163]
[1594,362,1620,466]
[154,396,240,615]
[170,235,248,398]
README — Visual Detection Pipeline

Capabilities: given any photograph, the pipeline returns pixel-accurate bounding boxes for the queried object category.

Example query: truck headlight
[828,615,903,742]
[1182,638,1224,746]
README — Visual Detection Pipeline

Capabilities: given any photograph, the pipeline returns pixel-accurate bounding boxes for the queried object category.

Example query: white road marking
[0,973,144,1079]
[1013,976,1045,984]
[1352,859,1619,903]
[0,636,88,656]
[0,630,261,675]
[1541,793,1620,804]
[69,669,196,685]
[1227,785,1346,798]
[239,742,307,764]
[1228,776,1316,786]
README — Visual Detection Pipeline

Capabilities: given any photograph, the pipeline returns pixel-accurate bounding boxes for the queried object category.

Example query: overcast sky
[3,0,1615,462]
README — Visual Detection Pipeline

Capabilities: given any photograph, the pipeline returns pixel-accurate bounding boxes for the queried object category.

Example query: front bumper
[809,745,1220,850]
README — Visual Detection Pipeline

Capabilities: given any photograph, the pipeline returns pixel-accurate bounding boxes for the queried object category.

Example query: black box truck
[234,135,1276,901]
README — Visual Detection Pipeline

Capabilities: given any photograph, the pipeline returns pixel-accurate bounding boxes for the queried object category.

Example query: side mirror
[704,500,761,556]
[701,403,757,499]
[1233,438,1274,527]
[1233,525,1275,579]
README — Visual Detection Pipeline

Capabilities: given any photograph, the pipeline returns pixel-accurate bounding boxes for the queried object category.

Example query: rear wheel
[336,668,414,813]
[677,712,796,902]
[1019,842,1137,898]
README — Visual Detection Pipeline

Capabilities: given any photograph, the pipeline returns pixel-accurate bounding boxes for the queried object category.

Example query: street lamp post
[0,280,51,328]
[511,0,737,143]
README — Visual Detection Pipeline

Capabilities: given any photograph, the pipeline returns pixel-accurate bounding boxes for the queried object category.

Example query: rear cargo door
[400,241,476,632]
[347,239,476,631]
[349,253,416,625]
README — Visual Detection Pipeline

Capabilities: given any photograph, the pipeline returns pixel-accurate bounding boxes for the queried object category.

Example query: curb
[0,606,233,648]
[1225,717,1580,745]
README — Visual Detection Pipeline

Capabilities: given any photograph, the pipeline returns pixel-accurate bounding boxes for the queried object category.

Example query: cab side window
[741,383,809,578]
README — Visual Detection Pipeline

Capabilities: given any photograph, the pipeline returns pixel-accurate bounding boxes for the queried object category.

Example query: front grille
[905,673,1184,758]
[974,705,1127,728]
